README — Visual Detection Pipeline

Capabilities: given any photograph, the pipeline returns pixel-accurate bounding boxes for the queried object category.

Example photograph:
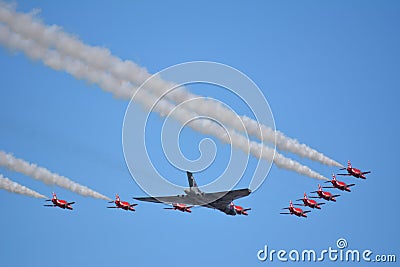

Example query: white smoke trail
[0,2,342,167]
[0,151,111,199]
[241,116,343,167]
[0,27,328,181]
[0,174,46,198]
[0,23,330,181]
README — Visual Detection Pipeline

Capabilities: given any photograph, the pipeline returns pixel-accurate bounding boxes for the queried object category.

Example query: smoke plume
[0,3,342,168]
[0,151,110,200]
[0,174,46,198]
[0,4,335,180]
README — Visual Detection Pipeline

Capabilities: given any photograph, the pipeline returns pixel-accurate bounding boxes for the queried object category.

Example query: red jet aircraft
[280,200,310,218]
[310,184,340,202]
[324,174,355,192]
[337,160,370,179]
[44,192,75,210]
[164,203,193,213]
[295,192,325,209]
[230,202,251,216]
[107,194,137,211]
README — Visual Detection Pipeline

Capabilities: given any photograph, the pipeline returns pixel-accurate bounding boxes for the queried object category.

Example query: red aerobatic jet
[295,192,325,209]
[337,160,370,179]
[310,184,340,202]
[280,200,310,218]
[44,192,75,210]
[107,194,137,211]
[164,203,193,213]
[229,202,251,216]
[324,174,355,192]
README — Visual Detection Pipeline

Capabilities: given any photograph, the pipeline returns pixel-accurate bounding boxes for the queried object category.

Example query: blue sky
[0,1,399,266]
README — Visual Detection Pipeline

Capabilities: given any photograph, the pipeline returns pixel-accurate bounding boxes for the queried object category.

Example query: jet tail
[187,171,198,188]
[186,171,202,195]
[339,160,351,170]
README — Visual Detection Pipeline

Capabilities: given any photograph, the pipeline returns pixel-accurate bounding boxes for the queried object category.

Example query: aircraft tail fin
[187,171,198,188]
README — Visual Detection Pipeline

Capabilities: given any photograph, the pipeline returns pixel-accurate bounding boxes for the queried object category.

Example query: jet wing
[134,195,196,205]
[203,188,251,211]
[204,189,251,204]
